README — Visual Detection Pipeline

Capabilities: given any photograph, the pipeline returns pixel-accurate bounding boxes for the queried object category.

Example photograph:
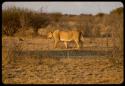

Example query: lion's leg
[64,41,68,48]
[54,41,58,48]
[75,40,80,48]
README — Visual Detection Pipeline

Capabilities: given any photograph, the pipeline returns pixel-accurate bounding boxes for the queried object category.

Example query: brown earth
[2,37,123,84]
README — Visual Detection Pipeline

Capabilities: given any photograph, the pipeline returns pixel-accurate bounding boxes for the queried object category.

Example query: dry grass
[2,36,123,84]
[2,56,123,84]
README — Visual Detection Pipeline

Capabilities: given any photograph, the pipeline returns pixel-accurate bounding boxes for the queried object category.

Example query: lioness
[47,29,83,48]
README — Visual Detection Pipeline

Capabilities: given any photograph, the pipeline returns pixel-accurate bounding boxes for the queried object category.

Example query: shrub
[83,23,93,37]
[95,13,105,17]
[49,12,62,23]
[111,7,123,15]
[28,13,50,36]
[2,6,50,36]
[2,7,21,36]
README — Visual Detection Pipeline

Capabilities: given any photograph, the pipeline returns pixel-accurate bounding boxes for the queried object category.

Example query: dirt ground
[2,37,123,84]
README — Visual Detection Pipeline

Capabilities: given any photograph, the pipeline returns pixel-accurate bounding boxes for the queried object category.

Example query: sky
[2,2,123,15]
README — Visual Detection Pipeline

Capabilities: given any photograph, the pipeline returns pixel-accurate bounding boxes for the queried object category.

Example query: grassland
[2,36,123,84]
[2,6,123,84]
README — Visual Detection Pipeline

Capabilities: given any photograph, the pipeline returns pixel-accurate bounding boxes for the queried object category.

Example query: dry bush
[14,27,34,38]
[95,13,105,17]
[109,8,123,64]
[2,6,50,37]
[2,38,24,66]
[28,13,50,36]
[83,22,93,37]
[38,28,48,36]
[49,12,63,23]
[2,7,21,36]
[93,7,124,65]
[111,7,123,15]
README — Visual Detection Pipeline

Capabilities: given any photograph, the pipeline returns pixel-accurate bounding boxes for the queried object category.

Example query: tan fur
[47,29,83,48]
